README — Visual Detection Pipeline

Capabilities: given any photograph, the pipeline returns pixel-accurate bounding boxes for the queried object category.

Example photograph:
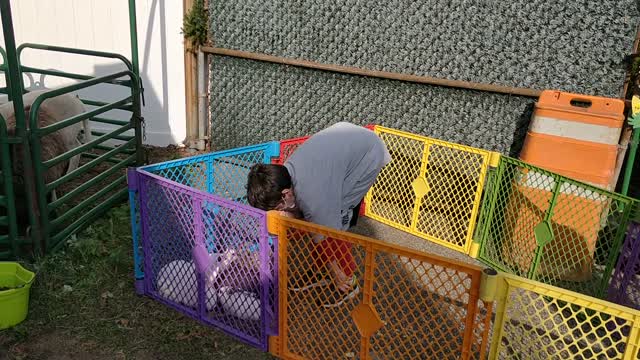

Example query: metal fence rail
[364,125,499,255]
[267,212,492,360]
[0,43,143,258]
[0,0,143,260]
[0,114,18,259]
[21,64,142,252]
[0,46,19,259]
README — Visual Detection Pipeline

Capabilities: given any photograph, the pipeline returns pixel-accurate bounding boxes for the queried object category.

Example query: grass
[0,203,273,360]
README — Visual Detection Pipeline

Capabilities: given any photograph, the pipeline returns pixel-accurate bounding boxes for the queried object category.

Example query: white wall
[0,0,186,146]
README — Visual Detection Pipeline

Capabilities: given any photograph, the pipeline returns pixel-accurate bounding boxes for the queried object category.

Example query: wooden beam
[183,0,198,147]
[202,46,542,98]
[612,24,640,192]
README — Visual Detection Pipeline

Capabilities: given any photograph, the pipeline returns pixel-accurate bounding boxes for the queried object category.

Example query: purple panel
[608,222,640,310]
[136,169,273,351]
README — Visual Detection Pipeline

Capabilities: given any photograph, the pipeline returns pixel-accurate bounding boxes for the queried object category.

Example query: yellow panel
[365,126,499,255]
[489,272,640,360]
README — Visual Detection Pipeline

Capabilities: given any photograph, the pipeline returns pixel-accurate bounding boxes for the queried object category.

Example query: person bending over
[246,122,391,307]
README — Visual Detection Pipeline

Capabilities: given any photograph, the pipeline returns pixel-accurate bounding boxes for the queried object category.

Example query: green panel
[477,156,638,299]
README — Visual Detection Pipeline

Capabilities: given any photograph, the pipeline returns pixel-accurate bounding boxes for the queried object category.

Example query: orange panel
[520,132,618,187]
[535,90,625,127]
[266,212,491,360]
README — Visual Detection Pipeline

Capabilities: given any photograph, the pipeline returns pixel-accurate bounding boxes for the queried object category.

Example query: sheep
[0,90,92,177]
[0,90,91,236]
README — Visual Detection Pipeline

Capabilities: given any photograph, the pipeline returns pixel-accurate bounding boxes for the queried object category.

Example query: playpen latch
[534,221,554,247]
[489,152,501,168]
[469,241,481,258]
[411,177,430,198]
[479,268,499,302]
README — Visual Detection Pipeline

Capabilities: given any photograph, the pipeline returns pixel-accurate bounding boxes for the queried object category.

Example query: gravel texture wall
[210,1,638,96]
[208,1,638,158]
[210,56,534,155]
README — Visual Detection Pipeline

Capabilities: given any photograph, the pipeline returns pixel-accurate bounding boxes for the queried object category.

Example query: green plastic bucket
[0,262,35,330]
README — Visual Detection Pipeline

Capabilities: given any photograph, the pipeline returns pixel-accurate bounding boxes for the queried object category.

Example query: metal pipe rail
[17,43,134,72]
[16,43,144,105]
[80,99,134,112]
[18,66,133,87]
[49,144,136,211]
[0,0,143,259]
[0,113,17,258]
[0,0,43,253]
[28,68,142,250]
[45,128,135,192]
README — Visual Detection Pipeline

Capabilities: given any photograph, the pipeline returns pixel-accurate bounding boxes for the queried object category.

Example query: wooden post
[612,24,640,192]
[621,24,640,100]
[183,0,198,148]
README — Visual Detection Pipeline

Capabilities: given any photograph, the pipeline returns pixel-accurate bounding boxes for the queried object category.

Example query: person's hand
[278,210,296,218]
[277,209,303,220]
[328,260,351,293]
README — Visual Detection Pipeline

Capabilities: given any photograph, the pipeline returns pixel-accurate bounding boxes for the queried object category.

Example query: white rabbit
[218,286,261,322]
[155,259,218,311]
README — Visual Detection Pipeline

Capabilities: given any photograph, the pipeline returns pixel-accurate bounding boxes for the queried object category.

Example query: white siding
[0,0,186,146]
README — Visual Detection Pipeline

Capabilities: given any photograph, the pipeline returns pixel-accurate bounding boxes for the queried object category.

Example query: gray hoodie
[284,122,391,232]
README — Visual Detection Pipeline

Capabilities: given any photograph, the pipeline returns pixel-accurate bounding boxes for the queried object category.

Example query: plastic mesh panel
[608,222,640,310]
[268,213,491,359]
[365,126,495,254]
[147,158,210,192]
[141,142,278,203]
[210,151,266,204]
[137,170,275,350]
[370,252,482,359]
[272,136,309,165]
[491,274,640,360]
[478,156,637,298]
[471,300,494,360]
[366,129,424,231]
[199,199,270,344]
[129,185,144,281]
[142,176,199,316]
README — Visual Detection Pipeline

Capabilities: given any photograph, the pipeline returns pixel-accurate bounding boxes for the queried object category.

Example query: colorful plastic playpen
[129,124,640,359]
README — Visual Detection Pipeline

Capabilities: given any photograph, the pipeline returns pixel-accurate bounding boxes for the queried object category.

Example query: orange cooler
[520,90,625,190]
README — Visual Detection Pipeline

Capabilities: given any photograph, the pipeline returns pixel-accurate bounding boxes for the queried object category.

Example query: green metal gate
[0,0,144,260]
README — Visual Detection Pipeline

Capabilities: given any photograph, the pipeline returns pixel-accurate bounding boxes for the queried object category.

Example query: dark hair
[246,164,292,210]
